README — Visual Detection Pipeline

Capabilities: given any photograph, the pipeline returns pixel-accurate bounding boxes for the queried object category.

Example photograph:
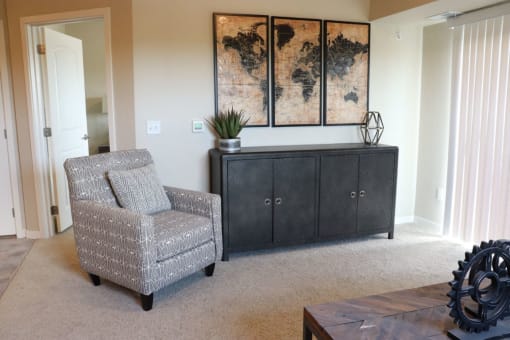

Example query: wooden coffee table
[303,282,456,339]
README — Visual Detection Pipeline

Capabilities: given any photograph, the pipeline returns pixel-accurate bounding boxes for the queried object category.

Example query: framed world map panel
[324,21,370,125]
[213,13,269,126]
[272,17,322,126]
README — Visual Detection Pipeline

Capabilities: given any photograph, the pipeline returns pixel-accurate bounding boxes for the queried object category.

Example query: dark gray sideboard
[209,143,398,260]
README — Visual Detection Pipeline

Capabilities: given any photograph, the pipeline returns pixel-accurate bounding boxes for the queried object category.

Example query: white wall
[132,0,423,221]
[65,21,109,155]
[370,22,423,221]
[66,21,106,98]
[414,22,452,230]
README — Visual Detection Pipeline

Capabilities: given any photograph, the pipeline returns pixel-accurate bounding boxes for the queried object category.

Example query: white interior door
[0,80,16,236]
[42,27,88,232]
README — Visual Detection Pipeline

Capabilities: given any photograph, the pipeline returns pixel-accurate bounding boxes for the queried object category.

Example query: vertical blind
[448,14,510,244]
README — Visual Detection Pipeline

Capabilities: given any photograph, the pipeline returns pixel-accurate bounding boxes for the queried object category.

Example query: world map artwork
[325,21,369,125]
[214,14,269,126]
[272,18,321,126]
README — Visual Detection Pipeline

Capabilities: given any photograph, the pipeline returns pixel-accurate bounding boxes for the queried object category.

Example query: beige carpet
[0,237,34,298]
[0,225,468,339]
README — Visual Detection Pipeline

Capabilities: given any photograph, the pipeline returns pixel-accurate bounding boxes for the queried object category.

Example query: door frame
[20,8,116,238]
[0,21,25,238]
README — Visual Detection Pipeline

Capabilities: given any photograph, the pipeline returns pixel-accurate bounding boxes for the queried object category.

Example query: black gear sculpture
[447,240,510,333]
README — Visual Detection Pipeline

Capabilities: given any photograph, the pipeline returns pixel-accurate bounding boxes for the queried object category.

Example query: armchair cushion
[108,163,171,214]
[152,210,213,262]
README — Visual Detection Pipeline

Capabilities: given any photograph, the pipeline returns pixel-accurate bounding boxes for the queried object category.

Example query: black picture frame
[323,20,370,126]
[271,16,322,127]
[213,13,269,126]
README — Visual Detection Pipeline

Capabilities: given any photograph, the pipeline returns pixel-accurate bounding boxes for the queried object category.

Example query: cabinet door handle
[350,191,357,199]
[359,190,366,198]
[275,197,282,205]
[264,198,272,206]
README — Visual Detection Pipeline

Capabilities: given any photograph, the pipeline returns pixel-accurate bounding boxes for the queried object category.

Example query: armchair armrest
[163,186,223,261]
[71,200,157,294]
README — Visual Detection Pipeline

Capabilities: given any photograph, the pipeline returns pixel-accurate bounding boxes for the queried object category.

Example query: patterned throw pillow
[108,163,171,214]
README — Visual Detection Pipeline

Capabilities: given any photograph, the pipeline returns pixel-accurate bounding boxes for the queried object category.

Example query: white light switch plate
[147,120,161,135]
[192,120,205,133]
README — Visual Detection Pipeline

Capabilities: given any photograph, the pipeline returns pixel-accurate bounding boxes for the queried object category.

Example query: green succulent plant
[207,107,249,139]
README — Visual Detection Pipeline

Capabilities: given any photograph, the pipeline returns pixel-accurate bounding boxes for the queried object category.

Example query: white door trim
[0,21,25,238]
[20,8,116,238]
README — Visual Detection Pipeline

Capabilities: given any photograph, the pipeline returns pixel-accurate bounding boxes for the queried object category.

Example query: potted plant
[207,107,249,152]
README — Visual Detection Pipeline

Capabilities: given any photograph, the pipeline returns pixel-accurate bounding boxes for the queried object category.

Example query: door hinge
[3,129,6,139]
[37,44,46,55]
[43,127,52,137]
[50,205,59,215]
[12,208,15,218]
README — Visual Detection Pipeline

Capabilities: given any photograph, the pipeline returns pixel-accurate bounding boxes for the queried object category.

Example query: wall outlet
[192,120,205,133]
[147,120,161,135]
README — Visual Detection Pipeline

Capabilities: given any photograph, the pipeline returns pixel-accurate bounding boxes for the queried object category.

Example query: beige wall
[0,1,4,20]
[3,0,429,233]
[132,0,423,221]
[370,0,434,20]
[4,0,134,231]
[415,22,452,230]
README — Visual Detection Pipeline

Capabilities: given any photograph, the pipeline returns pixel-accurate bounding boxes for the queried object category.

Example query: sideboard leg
[222,250,230,262]
[388,231,394,239]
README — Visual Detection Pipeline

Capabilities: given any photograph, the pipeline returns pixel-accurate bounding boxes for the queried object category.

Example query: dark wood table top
[303,282,457,339]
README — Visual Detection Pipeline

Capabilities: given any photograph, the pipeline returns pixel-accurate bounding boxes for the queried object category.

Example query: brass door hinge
[37,44,46,55]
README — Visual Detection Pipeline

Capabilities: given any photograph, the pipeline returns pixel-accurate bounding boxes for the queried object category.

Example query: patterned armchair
[63,149,222,310]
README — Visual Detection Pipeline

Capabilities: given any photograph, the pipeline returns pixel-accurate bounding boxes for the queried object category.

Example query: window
[447,12,510,243]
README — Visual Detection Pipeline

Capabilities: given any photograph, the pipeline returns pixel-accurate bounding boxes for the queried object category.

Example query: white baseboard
[414,216,444,235]
[25,229,41,239]
[395,216,414,224]
[395,216,444,235]
[16,229,26,238]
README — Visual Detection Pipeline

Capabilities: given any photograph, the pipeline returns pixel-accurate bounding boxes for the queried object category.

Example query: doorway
[0,20,24,238]
[0,76,16,236]
[46,20,110,156]
[21,9,115,238]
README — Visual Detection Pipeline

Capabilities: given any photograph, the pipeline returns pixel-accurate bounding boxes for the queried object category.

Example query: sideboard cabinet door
[227,159,273,249]
[319,155,359,237]
[357,152,396,233]
[273,157,317,244]
[319,151,397,238]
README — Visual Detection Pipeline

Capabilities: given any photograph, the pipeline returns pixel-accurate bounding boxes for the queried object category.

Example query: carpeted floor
[0,224,468,339]
[0,237,34,298]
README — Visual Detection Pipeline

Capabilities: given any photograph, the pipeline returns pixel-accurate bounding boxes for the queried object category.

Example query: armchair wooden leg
[88,273,101,286]
[141,293,154,311]
[205,263,215,277]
